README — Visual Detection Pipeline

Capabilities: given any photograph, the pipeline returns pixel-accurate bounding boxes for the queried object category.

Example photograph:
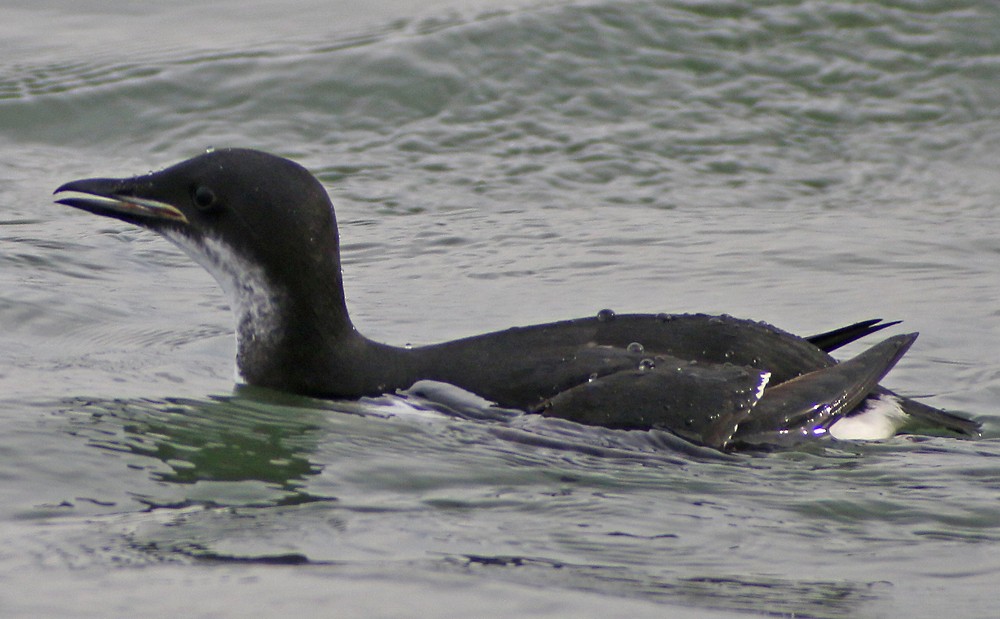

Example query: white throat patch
[160,229,286,382]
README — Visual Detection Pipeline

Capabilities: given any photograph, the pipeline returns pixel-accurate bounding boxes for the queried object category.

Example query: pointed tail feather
[806,319,901,353]
[879,388,982,437]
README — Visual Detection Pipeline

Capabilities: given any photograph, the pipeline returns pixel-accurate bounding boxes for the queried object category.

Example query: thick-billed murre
[54,148,980,450]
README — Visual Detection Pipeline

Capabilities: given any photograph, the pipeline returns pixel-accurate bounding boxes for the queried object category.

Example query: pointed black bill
[54,178,188,225]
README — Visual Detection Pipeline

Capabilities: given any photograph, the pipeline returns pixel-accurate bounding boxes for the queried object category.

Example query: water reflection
[62,387,336,507]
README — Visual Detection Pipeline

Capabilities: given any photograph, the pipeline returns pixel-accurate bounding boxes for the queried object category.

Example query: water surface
[3,0,1000,616]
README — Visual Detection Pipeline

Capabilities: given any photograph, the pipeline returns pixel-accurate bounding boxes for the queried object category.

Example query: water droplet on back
[638,358,655,371]
[626,342,644,354]
[596,308,616,322]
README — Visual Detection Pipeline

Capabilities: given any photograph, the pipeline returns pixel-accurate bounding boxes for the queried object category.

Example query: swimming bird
[54,149,979,450]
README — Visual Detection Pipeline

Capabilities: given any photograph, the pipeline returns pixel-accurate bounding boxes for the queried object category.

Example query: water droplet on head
[588,372,599,383]
[656,313,675,322]
[404,343,413,350]
[596,308,616,322]
[638,358,656,371]
[626,342,644,354]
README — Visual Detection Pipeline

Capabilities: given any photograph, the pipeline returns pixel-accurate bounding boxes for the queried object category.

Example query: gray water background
[3,0,1000,616]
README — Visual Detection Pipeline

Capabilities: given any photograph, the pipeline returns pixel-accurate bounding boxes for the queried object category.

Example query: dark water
[3,0,1000,616]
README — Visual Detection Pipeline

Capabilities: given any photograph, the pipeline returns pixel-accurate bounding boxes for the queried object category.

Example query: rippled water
[3,0,1000,616]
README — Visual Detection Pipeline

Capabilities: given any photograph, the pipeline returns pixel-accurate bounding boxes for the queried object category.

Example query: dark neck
[233,242,415,398]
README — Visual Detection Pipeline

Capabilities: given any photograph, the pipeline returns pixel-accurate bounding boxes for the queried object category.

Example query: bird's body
[54,149,979,450]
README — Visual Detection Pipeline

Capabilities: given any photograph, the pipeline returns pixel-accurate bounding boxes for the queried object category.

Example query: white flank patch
[405,380,497,411]
[371,395,454,421]
[828,394,909,440]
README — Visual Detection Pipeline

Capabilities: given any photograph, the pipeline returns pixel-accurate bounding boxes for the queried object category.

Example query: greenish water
[3,0,1000,616]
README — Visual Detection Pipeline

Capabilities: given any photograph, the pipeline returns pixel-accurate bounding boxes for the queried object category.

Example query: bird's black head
[55,148,341,281]
[55,148,354,389]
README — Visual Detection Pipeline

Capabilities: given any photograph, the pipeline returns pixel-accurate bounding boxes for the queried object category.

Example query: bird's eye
[192,186,218,211]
